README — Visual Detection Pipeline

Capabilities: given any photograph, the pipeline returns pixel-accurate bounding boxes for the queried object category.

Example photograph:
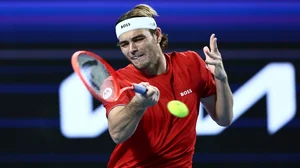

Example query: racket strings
[77,54,116,100]
[78,54,110,92]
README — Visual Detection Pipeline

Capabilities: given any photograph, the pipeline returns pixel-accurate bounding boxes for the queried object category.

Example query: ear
[155,27,163,43]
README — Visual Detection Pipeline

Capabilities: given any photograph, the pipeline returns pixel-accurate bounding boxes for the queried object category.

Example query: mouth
[132,54,145,60]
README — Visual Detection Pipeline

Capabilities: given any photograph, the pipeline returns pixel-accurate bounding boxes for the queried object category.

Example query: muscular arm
[201,77,233,126]
[108,97,146,144]
[107,83,160,144]
[201,33,234,127]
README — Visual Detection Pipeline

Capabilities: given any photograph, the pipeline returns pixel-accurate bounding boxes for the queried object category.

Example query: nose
[129,42,138,56]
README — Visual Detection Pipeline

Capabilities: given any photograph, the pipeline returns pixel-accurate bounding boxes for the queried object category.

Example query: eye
[133,37,144,42]
[120,43,128,48]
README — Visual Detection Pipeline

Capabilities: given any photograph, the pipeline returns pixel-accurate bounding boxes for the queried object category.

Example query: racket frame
[71,50,122,102]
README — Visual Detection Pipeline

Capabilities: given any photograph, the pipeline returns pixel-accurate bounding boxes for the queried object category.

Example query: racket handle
[133,84,147,95]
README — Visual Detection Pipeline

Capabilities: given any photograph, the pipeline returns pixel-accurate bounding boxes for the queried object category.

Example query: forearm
[214,77,234,126]
[108,97,146,143]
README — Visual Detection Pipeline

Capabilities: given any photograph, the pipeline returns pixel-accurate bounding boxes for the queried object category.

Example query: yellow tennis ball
[167,100,189,118]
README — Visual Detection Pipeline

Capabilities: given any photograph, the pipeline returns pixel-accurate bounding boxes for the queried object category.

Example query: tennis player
[103,4,233,168]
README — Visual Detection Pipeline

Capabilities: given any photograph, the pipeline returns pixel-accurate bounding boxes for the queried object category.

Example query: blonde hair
[116,4,168,50]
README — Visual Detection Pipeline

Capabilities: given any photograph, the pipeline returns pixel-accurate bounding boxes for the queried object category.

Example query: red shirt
[103,50,216,168]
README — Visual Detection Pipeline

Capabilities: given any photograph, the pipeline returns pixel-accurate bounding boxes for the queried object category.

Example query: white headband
[115,17,157,39]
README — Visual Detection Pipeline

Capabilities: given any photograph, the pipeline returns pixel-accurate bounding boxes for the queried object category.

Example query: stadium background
[0,0,299,167]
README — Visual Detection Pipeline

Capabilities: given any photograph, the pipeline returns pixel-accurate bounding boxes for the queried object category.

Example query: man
[103,4,233,168]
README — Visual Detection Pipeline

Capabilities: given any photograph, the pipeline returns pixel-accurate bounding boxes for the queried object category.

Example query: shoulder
[167,50,204,61]
[116,64,137,76]
[166,50,206,67]
[166,50,199,57]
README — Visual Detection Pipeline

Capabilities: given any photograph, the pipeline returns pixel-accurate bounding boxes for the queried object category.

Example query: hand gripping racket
[71,50,147,103]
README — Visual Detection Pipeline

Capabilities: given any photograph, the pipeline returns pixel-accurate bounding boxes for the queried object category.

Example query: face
[118,28,162,70]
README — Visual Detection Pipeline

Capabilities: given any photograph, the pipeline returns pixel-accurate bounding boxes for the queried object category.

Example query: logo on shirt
[180,89,192,97]
[121,23,130,29]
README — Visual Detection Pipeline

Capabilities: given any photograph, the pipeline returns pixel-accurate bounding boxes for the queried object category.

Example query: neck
[141,52,166,76]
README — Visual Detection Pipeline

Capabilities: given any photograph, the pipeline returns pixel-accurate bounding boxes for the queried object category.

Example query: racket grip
[133,84,147,95]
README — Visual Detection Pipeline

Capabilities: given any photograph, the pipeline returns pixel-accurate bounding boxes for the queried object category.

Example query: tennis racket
[71,50,147,103]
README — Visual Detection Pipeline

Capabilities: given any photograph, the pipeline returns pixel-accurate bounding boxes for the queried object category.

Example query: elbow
[216,112,233,127]
[111,136,121,144]
[110,131,129,144]
[113,139,124,144]
[217,118,232,127]
[110,133,125,144]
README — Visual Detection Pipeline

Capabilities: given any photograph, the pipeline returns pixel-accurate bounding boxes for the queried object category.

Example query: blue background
[2,0,300,45]
[0,0,300,168]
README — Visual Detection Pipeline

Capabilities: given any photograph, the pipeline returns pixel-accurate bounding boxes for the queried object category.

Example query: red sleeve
[101,77,131,118]
[188,50,216,98]
[103,92,130,118]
